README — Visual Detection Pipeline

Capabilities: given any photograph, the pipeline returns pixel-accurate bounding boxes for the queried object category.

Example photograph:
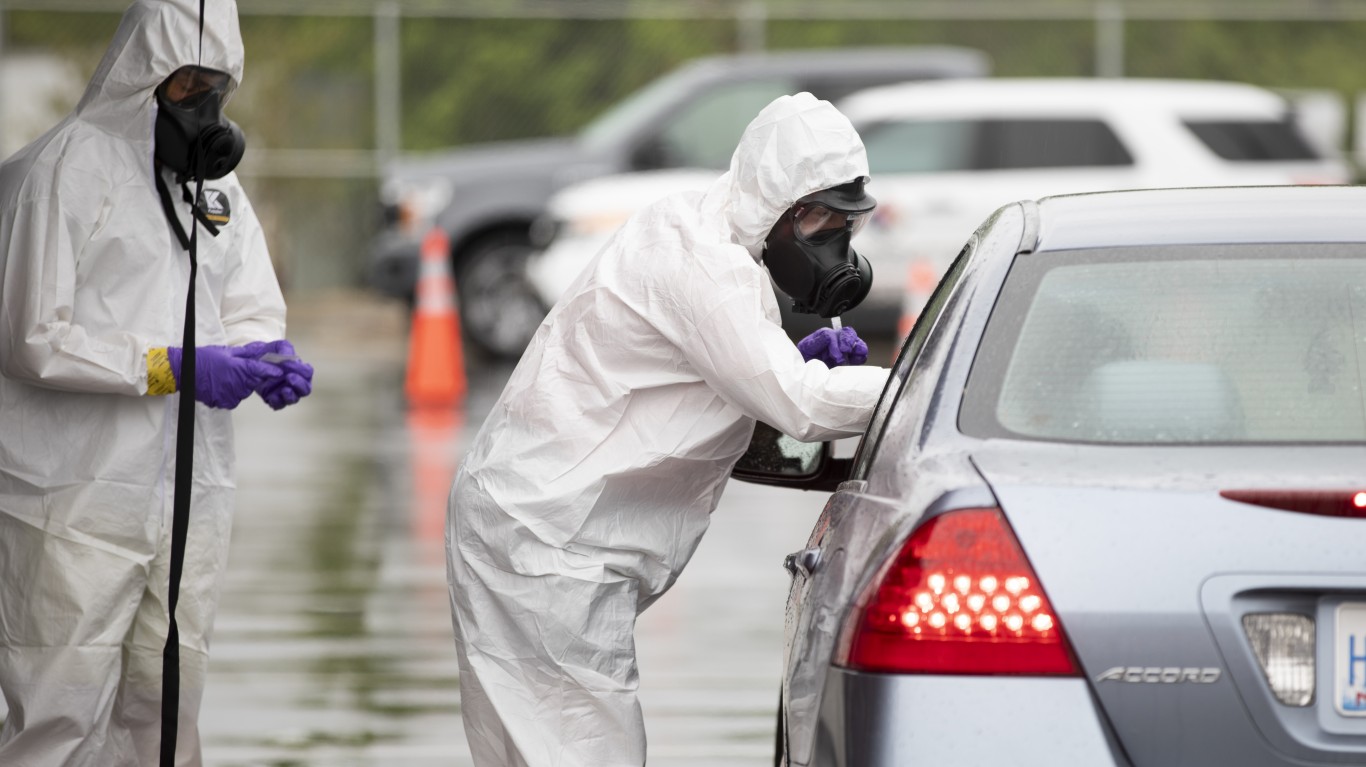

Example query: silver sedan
[736,185,1366,766]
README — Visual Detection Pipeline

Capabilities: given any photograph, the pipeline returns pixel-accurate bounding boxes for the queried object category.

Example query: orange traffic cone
[405,226,467,407]
[896,258,941,342]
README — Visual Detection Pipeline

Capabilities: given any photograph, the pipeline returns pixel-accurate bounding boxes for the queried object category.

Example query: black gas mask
[154,65,245,182]
[763,177,876,318]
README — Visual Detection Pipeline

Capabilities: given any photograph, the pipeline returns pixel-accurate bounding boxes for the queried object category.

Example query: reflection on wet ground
[196,294,831,766]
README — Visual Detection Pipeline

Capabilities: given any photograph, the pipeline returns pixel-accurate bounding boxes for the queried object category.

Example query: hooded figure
[445,93,889,766]
[0,1,308,764]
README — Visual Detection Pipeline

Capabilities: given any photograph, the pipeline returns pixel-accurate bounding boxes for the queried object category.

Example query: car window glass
[851,241,973,480]
[579,66,705,152]
[1183,119,1321,161]
[961,244,1366,444]
[656,79,795,170]
[979,119,1134,169]
[860,119,978,173]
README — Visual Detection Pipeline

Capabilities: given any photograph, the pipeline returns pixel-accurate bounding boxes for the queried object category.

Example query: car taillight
[1221,489,1366,518]
[837,507,1078,675]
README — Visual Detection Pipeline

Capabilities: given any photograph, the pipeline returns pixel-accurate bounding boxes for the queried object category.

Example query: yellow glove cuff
[146,347,177,396]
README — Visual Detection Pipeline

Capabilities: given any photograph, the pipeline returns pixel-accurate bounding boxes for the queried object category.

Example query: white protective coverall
[0,2,284,765]
[446,92,890,767]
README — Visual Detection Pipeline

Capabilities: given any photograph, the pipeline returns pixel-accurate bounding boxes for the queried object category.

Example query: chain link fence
[4,0,1366,293]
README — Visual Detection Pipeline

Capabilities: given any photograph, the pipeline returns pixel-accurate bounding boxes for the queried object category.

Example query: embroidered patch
[198,188,232,225]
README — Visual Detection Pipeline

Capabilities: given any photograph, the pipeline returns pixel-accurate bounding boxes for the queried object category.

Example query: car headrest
[1077,360,1245,442]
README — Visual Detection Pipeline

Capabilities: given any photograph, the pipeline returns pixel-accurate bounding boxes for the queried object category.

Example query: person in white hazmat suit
[446,92,890,766]
[0,1,313,764]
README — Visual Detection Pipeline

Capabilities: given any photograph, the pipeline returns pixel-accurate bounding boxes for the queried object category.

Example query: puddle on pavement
[31,337,801,767]
[202,350,466,764]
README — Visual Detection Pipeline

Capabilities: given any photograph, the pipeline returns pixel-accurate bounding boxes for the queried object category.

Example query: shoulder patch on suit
[198,188,231,225]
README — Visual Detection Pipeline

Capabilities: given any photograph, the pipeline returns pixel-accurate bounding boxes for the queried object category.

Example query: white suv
[528,78,1352,338]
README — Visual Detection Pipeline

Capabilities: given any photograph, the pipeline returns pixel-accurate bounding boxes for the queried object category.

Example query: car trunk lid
[972,444,1366,766]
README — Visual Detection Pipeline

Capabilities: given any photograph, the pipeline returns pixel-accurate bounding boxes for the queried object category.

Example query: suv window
[960,243,1366,444]
[656,79,795,170]
[580,65,705,153]
[1183,119,1320,161]
[860,118,1133,174]
[862,119,976,173]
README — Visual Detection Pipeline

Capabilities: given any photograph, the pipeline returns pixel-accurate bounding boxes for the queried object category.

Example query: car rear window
[861,118,1133,173]
[1184,119,1320,161]
[960,244,1366,444]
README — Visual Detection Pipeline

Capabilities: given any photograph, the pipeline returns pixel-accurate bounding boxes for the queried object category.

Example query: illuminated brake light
[836,507,1078,675]
[1221,490,1366,519]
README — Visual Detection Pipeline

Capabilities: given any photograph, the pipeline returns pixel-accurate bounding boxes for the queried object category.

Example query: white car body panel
[527,169,716,308]
[529,79,1353,330]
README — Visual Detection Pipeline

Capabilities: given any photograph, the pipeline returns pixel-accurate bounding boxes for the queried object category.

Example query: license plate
[1335,603,1366,716]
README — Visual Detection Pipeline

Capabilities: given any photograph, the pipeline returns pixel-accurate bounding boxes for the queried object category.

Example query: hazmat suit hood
[701,92,871,259]
[76,0,243,142]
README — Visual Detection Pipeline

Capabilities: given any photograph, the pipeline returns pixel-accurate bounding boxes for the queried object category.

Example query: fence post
[0,5,7,157]
[738,0,766,53]
[1095,0,1125,78]
[374,0,401,169]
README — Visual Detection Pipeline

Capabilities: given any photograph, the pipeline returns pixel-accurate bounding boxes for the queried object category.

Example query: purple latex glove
[253,339,314,411]
[797,326,869,367]
[167,344,284,410]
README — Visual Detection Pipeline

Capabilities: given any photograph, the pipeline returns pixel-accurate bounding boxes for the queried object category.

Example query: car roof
[1029,185,1366,252]
[681,46,992,80]
[840,77,1290,119]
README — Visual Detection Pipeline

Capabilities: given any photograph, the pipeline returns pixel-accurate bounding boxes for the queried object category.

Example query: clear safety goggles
[158,65,235,108]
[793,202,871,244]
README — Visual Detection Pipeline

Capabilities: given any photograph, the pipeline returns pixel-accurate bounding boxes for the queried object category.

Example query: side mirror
[629,136,673,171]
[731,421,851,493]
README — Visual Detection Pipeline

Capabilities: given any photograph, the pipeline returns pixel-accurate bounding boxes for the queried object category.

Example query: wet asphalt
[196,293,834,766]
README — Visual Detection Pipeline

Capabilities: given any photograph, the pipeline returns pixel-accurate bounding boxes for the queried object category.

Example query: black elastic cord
[159,191,195,767]
[159,133,210,767]
[162,5,209,761]
[181,183,221,237]
[155,173,190,251]
[155,176,222,252]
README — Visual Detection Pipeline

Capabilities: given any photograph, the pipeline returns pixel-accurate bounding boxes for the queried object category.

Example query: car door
[779,239,975,766]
